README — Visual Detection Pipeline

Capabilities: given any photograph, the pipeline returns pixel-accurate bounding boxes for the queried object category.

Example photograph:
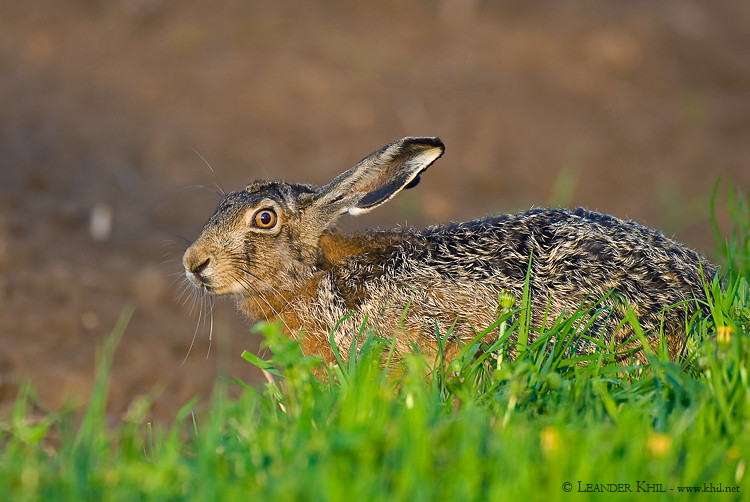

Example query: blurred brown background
[1,0,748,421]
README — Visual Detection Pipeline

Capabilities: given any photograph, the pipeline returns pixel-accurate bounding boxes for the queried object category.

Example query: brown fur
[183,137,717,366]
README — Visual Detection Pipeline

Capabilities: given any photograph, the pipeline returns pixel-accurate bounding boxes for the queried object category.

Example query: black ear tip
[404,136,445,151]
[428,136,445,150]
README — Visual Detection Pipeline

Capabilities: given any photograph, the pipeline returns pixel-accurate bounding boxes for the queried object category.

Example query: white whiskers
[180,277,216,366]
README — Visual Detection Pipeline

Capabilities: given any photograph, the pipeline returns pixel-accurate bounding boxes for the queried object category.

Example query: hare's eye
[253,209,277,229]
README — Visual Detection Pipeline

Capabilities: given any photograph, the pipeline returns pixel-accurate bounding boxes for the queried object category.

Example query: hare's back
[406,207,712,303]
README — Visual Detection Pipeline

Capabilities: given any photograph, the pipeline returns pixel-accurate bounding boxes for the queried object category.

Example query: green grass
[2,186,749,501]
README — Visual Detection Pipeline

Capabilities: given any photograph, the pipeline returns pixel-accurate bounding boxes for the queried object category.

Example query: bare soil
[1,0,748,422]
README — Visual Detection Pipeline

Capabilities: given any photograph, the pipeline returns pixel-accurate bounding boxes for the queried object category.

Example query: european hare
[183,137,715,364]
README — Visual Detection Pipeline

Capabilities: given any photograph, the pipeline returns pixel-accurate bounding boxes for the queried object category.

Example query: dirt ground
[1,0,748,422]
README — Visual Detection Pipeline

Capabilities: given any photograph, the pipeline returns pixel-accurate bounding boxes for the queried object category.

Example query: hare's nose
[191,257,210,275]
[183,248,211,286]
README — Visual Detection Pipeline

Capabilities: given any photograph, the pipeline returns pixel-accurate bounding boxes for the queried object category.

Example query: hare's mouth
[184,265,245,296]
[186,269,208,288]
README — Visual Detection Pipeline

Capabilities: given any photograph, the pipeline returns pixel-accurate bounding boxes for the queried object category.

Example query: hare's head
[182,137,444,298]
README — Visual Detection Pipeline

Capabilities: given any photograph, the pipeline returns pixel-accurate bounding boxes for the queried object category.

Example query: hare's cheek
[243,240,277,267]
[243,240,257,257]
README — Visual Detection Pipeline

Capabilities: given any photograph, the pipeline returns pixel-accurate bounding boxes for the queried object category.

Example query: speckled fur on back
[183,137,716,365]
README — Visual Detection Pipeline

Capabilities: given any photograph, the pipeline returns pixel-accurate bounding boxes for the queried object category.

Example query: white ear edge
[346,206,369,216]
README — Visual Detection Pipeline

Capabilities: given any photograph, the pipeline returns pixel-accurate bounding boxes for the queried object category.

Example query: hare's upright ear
[305,137,444,228]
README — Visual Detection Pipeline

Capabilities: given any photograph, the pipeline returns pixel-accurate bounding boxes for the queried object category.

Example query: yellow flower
[497,291,516,314]
[646,433,671,457]
[540,426,560,455]
[717,325,734,345]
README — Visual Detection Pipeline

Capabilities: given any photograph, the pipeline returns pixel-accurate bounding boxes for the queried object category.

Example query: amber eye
[253,208,277,229]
